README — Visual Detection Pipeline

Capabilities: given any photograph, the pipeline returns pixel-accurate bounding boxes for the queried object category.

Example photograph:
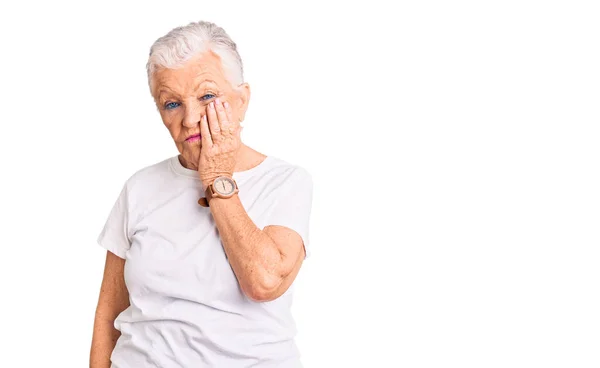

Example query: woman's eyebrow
[157,80,218,99]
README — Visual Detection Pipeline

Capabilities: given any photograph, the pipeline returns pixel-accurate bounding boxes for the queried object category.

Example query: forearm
[209,194,293,299]
[90,314,120,368]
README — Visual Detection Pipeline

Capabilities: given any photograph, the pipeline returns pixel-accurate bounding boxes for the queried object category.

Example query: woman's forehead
[155,56,230,91]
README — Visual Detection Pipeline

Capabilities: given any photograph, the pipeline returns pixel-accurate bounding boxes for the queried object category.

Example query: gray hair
[146,21,244,97]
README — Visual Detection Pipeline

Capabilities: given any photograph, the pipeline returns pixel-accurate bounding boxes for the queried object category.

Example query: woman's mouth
[186,134,201,142]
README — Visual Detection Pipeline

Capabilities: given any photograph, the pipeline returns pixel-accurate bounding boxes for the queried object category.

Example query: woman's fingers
[214,98,231,137]
[207,101,221,140]
[204,98,240,147]
[223,100,240,137]
[200,114,212,147]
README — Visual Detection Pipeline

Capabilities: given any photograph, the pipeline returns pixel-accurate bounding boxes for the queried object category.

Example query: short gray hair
[146,21,244,97]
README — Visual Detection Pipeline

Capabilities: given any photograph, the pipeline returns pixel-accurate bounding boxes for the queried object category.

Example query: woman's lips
[186,134,201,142]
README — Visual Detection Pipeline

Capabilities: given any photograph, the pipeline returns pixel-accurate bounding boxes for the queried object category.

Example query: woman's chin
[184,138,202,146]
[182,141,201,151]
[180,144,200,159]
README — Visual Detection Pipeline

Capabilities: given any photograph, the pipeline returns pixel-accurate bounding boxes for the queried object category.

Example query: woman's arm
[209,194,306,302]
[90,251,129,368]
[197,99,311,303]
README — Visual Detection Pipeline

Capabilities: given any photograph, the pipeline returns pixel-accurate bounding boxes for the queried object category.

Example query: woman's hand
[198,97,242,191]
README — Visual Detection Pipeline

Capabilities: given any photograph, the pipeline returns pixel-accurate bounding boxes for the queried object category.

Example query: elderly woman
[90,21,313,368]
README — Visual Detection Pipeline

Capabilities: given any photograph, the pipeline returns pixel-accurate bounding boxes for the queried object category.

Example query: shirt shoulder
[260,156,313,186]
[241,156,313,207]
[118,156,181,209]
[126,156,173,186]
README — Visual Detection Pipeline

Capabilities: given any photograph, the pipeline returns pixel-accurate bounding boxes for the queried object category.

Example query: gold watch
[198,176,239,207]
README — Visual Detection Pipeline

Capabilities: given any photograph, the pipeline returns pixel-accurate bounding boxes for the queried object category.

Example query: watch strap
[197,185,213,207]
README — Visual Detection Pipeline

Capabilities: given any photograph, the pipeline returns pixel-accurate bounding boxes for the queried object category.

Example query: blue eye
[165,102,180,110]
[164,94,215,110]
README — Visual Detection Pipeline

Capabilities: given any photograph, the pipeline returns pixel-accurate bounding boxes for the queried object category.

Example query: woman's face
[151,51,249,168]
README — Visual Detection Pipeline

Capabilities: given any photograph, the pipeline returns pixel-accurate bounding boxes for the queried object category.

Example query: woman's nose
[183,105,204,128]
[183,115,202,128]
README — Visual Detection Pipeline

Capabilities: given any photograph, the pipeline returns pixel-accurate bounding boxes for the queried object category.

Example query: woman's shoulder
[261,155,313,188]
[118,156,175,193]
[131,156,172,179]
[263,155,309,173]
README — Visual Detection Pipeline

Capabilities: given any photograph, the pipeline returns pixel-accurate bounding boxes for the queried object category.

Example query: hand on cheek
[197,98,242,190]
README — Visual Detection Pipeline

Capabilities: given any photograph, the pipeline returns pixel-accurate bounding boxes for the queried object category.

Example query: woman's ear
[237,83,251,122]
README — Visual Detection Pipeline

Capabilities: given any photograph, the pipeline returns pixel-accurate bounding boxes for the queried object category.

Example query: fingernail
[209,102,214,109]
[215,97,221,105]
[224,101,229,109]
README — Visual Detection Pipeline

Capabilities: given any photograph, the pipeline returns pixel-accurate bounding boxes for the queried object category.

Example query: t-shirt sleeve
[264,168,314,259]
[96,182,131,259]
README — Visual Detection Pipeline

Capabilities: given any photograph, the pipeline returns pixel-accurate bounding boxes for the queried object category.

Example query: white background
[0,1,598,367]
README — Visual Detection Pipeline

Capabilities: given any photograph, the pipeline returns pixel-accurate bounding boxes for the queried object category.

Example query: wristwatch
[198,176,239,207]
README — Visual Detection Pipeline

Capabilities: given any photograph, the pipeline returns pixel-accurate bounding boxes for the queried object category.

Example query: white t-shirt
[97,155,313,368]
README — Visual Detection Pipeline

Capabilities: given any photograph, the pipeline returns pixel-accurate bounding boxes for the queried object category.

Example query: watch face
[213,177,236,196]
